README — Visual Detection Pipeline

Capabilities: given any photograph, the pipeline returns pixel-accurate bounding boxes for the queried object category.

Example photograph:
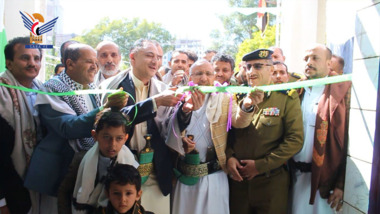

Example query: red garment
[308,81,351,204]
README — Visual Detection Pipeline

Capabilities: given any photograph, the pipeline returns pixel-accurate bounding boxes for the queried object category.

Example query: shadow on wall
[355,4,380,88]
[344,157,370,213]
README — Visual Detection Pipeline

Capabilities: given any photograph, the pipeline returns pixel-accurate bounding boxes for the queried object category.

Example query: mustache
[105,62,116,66]
[306,65,316,71]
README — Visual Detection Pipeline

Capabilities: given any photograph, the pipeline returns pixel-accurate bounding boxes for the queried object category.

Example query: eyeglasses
[191,71,214,77]
[246,63,273,70]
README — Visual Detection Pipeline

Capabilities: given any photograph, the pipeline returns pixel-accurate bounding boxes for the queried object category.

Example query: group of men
[0,35,350,214]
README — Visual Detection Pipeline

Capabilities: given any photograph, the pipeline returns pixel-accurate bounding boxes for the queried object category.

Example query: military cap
[242,49,273,61]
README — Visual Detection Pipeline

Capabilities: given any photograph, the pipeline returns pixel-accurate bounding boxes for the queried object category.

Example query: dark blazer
[24,97,100,196]
[118,73,189,196]
[0,116,31,213]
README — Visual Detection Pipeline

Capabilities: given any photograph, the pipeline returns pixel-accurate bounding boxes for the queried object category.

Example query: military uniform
[226,90,304,214]
[288,72,306,82]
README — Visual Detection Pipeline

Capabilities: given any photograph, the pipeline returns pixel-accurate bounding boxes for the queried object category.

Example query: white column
[279,0,326,74]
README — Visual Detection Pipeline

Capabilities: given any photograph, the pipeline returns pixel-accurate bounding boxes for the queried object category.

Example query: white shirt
[293,85,325,163]
[130,72,150,152]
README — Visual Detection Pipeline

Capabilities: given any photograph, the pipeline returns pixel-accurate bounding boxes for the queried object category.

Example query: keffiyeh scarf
[43,71,100,150]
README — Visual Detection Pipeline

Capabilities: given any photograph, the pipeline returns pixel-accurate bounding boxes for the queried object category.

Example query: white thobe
[291,85,336,214]
[172,99,229,214]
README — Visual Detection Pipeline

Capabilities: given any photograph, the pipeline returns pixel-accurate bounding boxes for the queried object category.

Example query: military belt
[256,165,286,178]
[293,161,312,173]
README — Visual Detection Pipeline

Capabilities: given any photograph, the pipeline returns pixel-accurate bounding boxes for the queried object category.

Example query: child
[95,164,153,214]
[57,108,138,213]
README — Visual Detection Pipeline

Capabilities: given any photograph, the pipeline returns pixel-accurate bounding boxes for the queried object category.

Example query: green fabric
[176,74,352,94]
[174,153,201,186]
[0,28,6,73]
[0,83,137,125]
[141,175,149,184]
[139,149,154,185]
[0,82,119,95]
[0,74,352,96]
[174,168,199,186]
[184,153,201,165]
[139,151,154,164]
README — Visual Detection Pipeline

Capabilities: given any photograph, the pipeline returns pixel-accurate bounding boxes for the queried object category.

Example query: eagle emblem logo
[20,11,58,44]
[258,50,269,58]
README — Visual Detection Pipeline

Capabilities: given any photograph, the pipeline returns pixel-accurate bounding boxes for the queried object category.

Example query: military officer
[226,49,304,214]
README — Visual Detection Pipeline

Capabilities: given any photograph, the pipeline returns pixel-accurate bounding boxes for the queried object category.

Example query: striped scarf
[43,71,100,151]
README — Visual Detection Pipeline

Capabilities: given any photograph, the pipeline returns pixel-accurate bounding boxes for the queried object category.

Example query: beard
[100,68,118,76]
[99,64,119,76]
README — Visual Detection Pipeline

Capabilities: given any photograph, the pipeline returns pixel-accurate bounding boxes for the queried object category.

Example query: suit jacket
[118,73,177,196]
[24,96,100,196]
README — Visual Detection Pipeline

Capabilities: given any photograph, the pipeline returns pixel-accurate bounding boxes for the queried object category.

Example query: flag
[0,0,6,73]
[257,0,269,35]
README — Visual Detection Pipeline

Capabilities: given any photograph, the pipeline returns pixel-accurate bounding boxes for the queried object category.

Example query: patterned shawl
[0,70,42,177]
[42,71,100,151]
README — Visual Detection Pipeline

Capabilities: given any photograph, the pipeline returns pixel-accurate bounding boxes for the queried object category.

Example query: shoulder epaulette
[290,72,305,80]
[278,89,298,99]
[287,89,298,99]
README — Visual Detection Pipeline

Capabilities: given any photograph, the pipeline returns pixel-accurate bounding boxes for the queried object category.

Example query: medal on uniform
[263,107,280,116]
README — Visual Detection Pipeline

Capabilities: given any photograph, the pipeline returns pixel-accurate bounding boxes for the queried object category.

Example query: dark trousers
[229,167,289,214]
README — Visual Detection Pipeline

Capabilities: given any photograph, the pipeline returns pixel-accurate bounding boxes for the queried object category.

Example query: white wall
[342,1,380,213]
[4,0,47,81]
[279,0,326,74]
[4,0,47,40]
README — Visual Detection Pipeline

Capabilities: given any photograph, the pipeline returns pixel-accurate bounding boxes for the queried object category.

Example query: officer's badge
[258,50,269,58]
[263,107,280,116]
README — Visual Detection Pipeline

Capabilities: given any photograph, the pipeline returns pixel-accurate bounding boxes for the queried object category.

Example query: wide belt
[255,165,285,178]
[291,159,312,173]
[178,159,221,177]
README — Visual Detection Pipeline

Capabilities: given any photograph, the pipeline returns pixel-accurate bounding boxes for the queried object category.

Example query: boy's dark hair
[93,108,131,134]
[4,37,42,68]
[105,164,141,192]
